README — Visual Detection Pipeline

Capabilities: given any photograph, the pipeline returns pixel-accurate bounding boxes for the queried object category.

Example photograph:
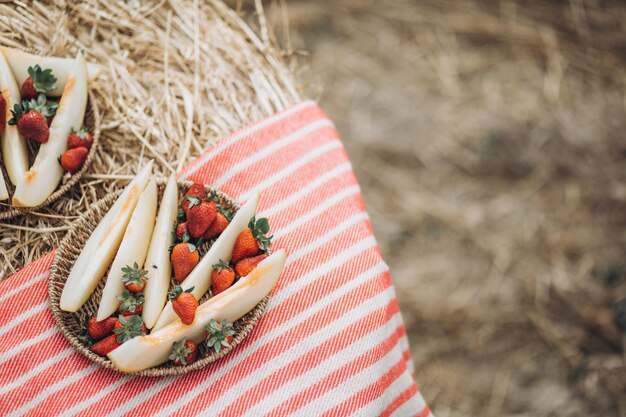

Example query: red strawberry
[91,334,120,356]
[187,200,217,238]
[91,315,146,356]
[203,211,229,240]
[211,260,236,295]
[168,285,197,325]
[170,243,199,283]
[205,319,235,353]
[0,93,6,135]
[169,337,198,366]
[121,262,148,293]
[181,183,206,213]
[117,290,144,315]
[87,316,119,340]
[234,254,268,277]
[67,127,93,149]
[231,217,272,263]
[20,65,57,100]
[113,315,148,335]
[8,95,57,143]
[60,147,89,174]
[175,222,188,239]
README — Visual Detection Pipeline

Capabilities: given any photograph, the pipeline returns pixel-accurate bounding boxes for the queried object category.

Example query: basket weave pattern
[0,90,101,220]
[48,181,268,376]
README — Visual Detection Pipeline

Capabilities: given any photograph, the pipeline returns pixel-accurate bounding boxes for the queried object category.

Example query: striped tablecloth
[0,101,431,417]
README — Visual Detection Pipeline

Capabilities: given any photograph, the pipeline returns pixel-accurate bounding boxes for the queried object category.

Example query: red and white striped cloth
[0,101,431,417]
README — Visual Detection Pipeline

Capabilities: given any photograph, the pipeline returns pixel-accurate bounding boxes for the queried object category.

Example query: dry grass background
[273,0,626,416]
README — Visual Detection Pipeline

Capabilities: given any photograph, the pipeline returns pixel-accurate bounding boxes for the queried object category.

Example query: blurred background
[265,0,626,415]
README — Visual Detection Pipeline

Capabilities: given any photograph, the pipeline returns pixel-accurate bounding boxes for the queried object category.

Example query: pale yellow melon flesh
[59,161,153,312]
[97,179,158,321]
[12,51,88,207]
[1,47,102,97]
[152,191,260,331]
[142,175,178,329]
[108,250,286,372]
[0,49,28,186]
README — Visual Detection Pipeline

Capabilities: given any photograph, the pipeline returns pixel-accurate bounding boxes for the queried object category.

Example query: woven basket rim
[0,88,102,220]
[48,179,269,377]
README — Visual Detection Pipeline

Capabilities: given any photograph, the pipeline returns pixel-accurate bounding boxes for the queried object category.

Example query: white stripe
[291,329,412,417]
[57,376,134,417]
[352,372,413,417]
[105,260,388,417]
[0,271,48,303]
[158,287,395,417]
[0,327,59,363]
[9,364,100,417]
[272,185,361,240]
[211,119,334,189]
[0,301,47,338]
[0,348,73,397]
[267,236,377,310]
[261,162,352,219]
[285,212,370,264]
[390,392,428,417]
[181,100,317,179]
[237,140,343,202]
[239,311,403,417]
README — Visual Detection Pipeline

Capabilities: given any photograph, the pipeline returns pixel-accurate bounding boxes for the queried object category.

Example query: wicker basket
[48,180,268,376]
[0,89,101,220]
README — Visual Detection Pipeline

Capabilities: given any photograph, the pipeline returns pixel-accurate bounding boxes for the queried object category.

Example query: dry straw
[0,0,300,279]
[48,181,269,376]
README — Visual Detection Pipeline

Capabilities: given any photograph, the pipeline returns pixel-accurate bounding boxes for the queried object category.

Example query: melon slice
[142,175,178,329]
[97,178,158,321]
[0,173,7,201]
[1,47,102,97]
[12,51,88,207]
[0,49,28,186]
[108,250,286,372]
[59,161,153,312]
[152,191,260,331]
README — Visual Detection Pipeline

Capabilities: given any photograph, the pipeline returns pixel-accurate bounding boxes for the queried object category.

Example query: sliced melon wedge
[1,47,102,97]
[152,191,260,331]
[0,174,7,201]
[12,51,88,207]
[60,161,153,312]
[108,250,286,372]
[0,49,28,186]
[142,175,178,329]
[97,179,158,321]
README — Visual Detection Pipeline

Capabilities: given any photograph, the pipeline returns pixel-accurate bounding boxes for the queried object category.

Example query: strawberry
[203,211,229,240]
[170,242,199,283]
[87,316,119,340]
[60,147,89,174]
[169,337,198,366]
[181,183,206,213]
[205,319,235,353]
[211,260,236,295]
[117,290,144,315]
[0,93,5,135]
[91,334,120,356]
[168,285,197,325]
[234,253,268,277]
[187,200,217,238]
[121,262,148,293]
[175,222,188,240]
[231,217,272,263]
[114,314,148,335]
[67,127,93,149]
[8,94,58,143]
[20,65,57,100]
[91,315,146,356]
